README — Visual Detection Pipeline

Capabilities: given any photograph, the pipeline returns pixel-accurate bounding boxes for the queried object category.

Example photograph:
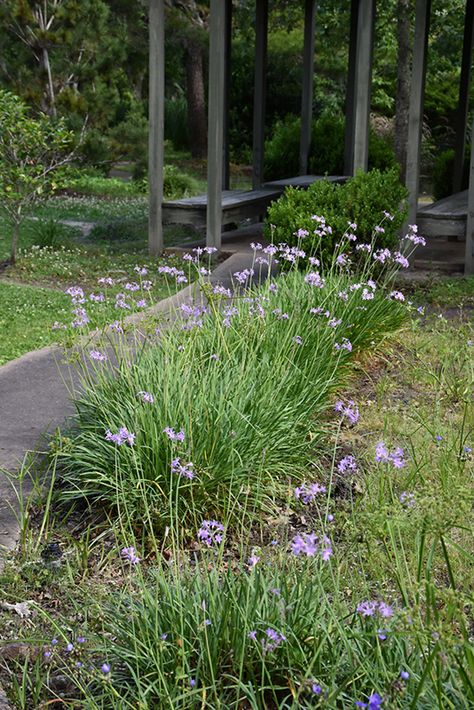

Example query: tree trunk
[395,0,411,183]
[40,45,56,117]
[10,220,20,265]
[185,36,207,159]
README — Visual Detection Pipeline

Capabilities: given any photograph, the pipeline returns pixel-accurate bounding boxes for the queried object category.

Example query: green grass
[0,282,71,363]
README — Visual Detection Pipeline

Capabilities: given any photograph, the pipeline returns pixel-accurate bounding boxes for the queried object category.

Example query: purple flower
[334,400,360,425]
[189,678,197,688]
[160,633,168,641]
[335,338,352,353]
[65,286,85,304]
[89,292,105,303]
[375,442,405,468]
[98,277,114,286]
[204,619,212,626]
[248,630,257,640]
[105,427,135,446]
[121,546,141,565]
[393,251,409,268]
[66,643,74,652]
[136,390,154,404]
[294,482,326,504]
[171,457,194,480]
[291,532,332,560]
[72,307,89,328]
[101,663,111,674]
[44,650,52,658]
[378,602,394,618]
[336,253,349,267]
[51,638,58,645]
[377,629,387,641]
[399,491,416,508]
[400,670,410,680]
[136,299,147,309]
[295,228,309,238]
[304,271,325,288]
[311,683,322,695]
[337,455,358,474]
[233,268,254,284]
[77,637,86,644]
[293,335,303,345]
[89,349,107,362]
[197,520,224,547]
[357,601,377,617]
[163,427,185,442]
[262,627,286,652]
[134,266,148,276]
[355,692,383,709]
[247,554,260,568]
[110,320,124,334]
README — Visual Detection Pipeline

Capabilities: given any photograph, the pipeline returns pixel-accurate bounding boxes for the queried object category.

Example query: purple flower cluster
[121,546,140,565]
[158,265,188,284]
[65,286,85,304]
[291,532,332,560]
[171,457,194,480]
[405,223,426,246]
[105,427,135,446]
[233,268,255,284]
[399,491,415,508]
[337,455,358,474]
[163,427,185,442]
[375,442,405,468]
[334,400,360,425]
[357,600,394,618]
[355,692,383,709]
[89,349,107,362]
[304,271,325,288]
[197,520,224,547]
[294,482,326,504]
[335,337,352,353]
[137,390,154,404]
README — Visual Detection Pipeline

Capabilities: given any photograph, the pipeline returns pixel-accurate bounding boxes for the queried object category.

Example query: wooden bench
[263,174,348,190]
[162,188,281,228]
[417,191,467,240]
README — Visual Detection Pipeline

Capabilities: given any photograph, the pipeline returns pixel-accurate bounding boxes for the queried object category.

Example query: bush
[432,148,470,201]
[264,115,396,181]
[264,168,407,263]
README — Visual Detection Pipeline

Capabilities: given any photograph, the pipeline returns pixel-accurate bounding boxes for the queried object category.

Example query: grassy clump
[54,253,407,533]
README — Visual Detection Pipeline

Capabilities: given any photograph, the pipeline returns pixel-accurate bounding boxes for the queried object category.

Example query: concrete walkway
[0,236,268,562]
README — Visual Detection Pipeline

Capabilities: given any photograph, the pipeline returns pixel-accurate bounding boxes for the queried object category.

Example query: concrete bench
[162,188,281,228]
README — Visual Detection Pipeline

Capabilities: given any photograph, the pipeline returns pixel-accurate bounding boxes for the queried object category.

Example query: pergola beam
[453,0,474,194]
[406,0,431,227]
[352,0,375,174]
[252,0,268,189]
[299,0,316,175]
[344,0,359,176]
[223,0,233,190]
[206,0,226,249]
[148,0,165,256]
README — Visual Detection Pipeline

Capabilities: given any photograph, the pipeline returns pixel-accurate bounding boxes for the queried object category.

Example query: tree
[0,90,74,265]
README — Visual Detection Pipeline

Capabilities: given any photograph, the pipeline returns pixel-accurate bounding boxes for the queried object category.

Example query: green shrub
[164,96,189,151]
[264,115,396,181]
[265,168,407,263]
[432,148,470,201]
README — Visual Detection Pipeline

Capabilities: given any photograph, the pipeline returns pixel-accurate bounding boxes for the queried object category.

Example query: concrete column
[299,0,316,175]
[252,0,268,188]
[148,0,165,256]
[405,0,431,228]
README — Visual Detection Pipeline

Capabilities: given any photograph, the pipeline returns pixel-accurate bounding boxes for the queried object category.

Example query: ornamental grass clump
[53,224,411,534]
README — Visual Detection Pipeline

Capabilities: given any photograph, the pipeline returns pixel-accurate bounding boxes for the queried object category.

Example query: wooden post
[206,0,226,249]
[148,0,165,256]
[405,0,431,228]
[453,0,474,194]
[352,0,375,174]
[344,0,359,176]
[299,0,316,175]
[252,0,268,189]
[223,0,232,190]
[465,116,474,274]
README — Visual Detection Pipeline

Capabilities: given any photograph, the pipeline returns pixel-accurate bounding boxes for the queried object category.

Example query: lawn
[0,237,472,709]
